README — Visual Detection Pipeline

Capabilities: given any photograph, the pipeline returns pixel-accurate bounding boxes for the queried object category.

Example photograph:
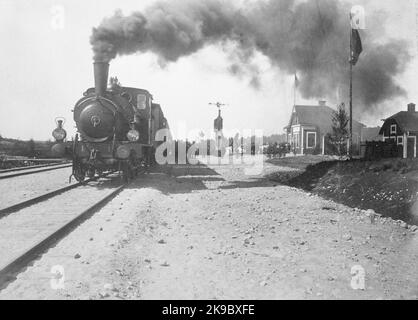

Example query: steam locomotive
[51,62,169,182]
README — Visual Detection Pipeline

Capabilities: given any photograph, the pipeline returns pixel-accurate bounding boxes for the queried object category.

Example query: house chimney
[408,103,416,113]
[93,61,109,96]
[318,100,326,107]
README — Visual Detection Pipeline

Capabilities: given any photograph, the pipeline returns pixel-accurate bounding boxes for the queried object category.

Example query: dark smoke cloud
[91,0,412,108]
[91,1,239,62]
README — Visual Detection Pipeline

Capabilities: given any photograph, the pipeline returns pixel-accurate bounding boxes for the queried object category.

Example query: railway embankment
[269,156,418,226]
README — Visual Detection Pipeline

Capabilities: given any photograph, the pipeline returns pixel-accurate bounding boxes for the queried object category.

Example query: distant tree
[327,103,349,157]
[263,134,287,145]
[27,139,36,158]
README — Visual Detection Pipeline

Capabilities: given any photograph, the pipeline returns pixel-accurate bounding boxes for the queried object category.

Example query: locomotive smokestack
[94,61,109,96]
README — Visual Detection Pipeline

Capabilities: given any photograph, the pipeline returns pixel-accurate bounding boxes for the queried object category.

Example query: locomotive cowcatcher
[51,62,169,182]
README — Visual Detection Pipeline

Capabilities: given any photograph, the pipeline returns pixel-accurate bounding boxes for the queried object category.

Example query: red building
[379,103,418,158]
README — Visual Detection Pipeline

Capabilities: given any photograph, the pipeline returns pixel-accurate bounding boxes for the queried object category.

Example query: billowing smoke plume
[91,0,411,108]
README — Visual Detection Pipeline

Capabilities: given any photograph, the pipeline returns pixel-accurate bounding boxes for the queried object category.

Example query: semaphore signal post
[209,102,227,157]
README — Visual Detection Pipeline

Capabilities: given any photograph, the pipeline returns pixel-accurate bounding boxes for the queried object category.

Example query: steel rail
[0,162,70,174]
[0,164,72,180]
[2,158,68,163]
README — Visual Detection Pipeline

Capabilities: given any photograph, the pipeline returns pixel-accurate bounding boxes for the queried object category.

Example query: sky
[1,0,418,141]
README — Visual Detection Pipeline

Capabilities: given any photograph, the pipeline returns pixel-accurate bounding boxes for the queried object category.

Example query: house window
[397,136,404,145]
[307,132,316,149]
[390,124,397,134]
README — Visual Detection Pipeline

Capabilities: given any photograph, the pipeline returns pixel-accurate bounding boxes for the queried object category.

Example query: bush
[265,142,290,158]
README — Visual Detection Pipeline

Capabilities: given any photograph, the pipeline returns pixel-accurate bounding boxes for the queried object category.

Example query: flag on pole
[350,10,363,66]
[294,74,299,87]
[350,29,362,65]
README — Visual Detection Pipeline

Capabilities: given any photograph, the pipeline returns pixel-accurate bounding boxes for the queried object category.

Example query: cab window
[137,94,147,110]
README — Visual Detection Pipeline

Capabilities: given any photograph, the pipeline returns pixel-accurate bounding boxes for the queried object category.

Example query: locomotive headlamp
[127,129,140,142]
[52,118,67,142]
[52,128,67,141]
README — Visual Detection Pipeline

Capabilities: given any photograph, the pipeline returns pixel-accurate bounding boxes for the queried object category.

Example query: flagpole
[349,15,353,158]
[294,74,297,107]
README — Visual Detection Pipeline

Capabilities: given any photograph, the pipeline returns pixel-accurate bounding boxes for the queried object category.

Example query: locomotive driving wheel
[121,161,133,182]
[87,167,96,179]
[121,152,140,182]
[130,151,141,177]
[73,159,86,182]
[70,134,86,182]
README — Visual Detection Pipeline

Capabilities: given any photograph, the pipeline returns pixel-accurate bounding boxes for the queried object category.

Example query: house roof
[285,104,365,134]
[379,111,418,134]
[361,127,381,142]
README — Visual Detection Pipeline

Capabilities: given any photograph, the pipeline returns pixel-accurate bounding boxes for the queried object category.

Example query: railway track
[0,163,72,180]
[0,171,138,289]
[0,173,108,219]
[0,161,69,173]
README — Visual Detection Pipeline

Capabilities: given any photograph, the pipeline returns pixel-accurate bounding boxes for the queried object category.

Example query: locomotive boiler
[52,62,169,182]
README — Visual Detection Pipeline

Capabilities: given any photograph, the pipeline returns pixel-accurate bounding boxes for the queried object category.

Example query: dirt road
[1,157,418,299]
